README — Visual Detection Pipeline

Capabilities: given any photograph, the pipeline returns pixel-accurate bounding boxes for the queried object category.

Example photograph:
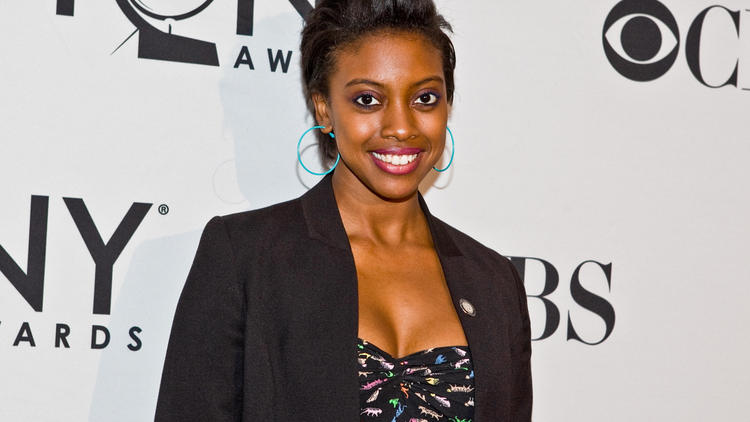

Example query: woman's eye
[355,94,381,107]
[415,92,439,105]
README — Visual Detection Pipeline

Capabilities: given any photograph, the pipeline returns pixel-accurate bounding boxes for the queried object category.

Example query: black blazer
[155,173,532,421]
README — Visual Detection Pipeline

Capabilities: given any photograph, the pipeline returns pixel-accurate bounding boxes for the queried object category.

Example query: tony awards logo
[55,0,314,68]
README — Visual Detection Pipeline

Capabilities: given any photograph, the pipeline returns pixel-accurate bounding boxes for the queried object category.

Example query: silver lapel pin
[459,298,476,317]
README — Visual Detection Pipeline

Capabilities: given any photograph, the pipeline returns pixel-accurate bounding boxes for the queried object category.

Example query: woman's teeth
[372,152,418,165]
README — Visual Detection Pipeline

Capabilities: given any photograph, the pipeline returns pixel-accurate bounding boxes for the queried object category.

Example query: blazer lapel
[300,173,352,252]
[419,194,513,421]
[299,174,360,421]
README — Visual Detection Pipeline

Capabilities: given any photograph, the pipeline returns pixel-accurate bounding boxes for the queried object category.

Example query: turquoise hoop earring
[297,125,340,176]
[433,126,455,172]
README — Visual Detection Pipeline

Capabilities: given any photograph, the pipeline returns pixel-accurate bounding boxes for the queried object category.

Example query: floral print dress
[358,337,475,421]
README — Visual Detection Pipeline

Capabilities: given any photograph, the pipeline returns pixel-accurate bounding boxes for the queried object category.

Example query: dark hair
[300,0,456,165]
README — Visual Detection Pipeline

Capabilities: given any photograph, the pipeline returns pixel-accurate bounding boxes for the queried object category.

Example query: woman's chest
[352,244,468,358]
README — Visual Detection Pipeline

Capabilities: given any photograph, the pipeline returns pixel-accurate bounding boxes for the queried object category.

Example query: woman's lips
[369,148,423,175]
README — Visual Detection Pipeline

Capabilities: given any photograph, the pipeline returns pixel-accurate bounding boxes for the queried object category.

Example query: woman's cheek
[347,118,381,144]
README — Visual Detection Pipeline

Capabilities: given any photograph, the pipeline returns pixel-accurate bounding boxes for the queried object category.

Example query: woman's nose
[380,100,418,141]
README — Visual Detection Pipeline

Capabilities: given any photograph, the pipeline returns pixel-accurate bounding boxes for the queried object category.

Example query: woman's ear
[312,93,334,136]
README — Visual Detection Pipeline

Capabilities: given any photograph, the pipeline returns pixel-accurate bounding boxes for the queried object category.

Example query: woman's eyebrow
[345,78,384,88]
[410,76,444,88]
[344,76,444,88]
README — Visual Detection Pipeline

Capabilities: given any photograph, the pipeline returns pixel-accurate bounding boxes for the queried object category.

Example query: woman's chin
[365,178,423,202]
[333,163,429,202]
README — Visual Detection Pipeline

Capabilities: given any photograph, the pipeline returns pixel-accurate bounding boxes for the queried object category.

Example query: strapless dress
[358,337,475,421]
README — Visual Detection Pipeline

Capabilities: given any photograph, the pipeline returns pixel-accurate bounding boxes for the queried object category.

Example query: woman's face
[313,31,449,201]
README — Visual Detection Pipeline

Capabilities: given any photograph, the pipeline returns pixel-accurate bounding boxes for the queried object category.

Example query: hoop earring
[297,125,340,176]
[433,126,455,172]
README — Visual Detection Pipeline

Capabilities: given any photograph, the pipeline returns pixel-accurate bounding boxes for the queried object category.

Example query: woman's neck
[331,169,429,247]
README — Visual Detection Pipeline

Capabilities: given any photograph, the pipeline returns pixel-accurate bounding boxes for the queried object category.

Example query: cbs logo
[603,0,679,82]
[603,0,742,88]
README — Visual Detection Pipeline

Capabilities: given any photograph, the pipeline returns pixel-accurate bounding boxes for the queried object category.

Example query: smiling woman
[313,31,449,198]
[154,1,532,421]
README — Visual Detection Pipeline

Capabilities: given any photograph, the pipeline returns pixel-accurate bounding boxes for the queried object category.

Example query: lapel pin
[459,298,476,317]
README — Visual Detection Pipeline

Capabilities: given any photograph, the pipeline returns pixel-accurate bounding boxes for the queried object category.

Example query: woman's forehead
[329,32,445,89]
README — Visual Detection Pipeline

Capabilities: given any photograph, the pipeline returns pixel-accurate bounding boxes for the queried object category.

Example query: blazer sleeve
[508,260,533,420]
[155,216,245,421]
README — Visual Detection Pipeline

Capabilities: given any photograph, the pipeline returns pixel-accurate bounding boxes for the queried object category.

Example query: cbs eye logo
[603,0,744,88]
[602,0,679,82]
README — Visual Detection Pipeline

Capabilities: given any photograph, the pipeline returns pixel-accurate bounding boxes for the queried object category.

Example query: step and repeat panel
[1,1,748,421]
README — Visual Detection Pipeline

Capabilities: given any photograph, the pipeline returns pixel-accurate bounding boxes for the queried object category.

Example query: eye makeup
[350,89,442,110]
[413,90,441,106]
[352,91,382,109]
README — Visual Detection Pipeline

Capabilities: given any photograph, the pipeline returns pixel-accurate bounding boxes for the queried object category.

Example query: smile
[371,152,419,166]
[369,149,423,175]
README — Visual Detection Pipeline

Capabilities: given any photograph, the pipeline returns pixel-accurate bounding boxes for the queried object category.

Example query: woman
[155,1,532,421]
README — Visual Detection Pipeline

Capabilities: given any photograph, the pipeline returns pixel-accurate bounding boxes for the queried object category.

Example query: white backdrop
[1,1,748,421]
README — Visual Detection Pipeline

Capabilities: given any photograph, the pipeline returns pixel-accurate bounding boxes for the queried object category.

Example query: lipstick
[369,147,423,175]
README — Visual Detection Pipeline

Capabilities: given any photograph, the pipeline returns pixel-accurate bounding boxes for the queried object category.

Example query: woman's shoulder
[198,195,308,254]
[428,213,517,274]
[219,196,304,231]
[428,214,526,314]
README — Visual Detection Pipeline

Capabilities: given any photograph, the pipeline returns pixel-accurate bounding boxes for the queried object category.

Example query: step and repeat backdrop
[1,1,748,420]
